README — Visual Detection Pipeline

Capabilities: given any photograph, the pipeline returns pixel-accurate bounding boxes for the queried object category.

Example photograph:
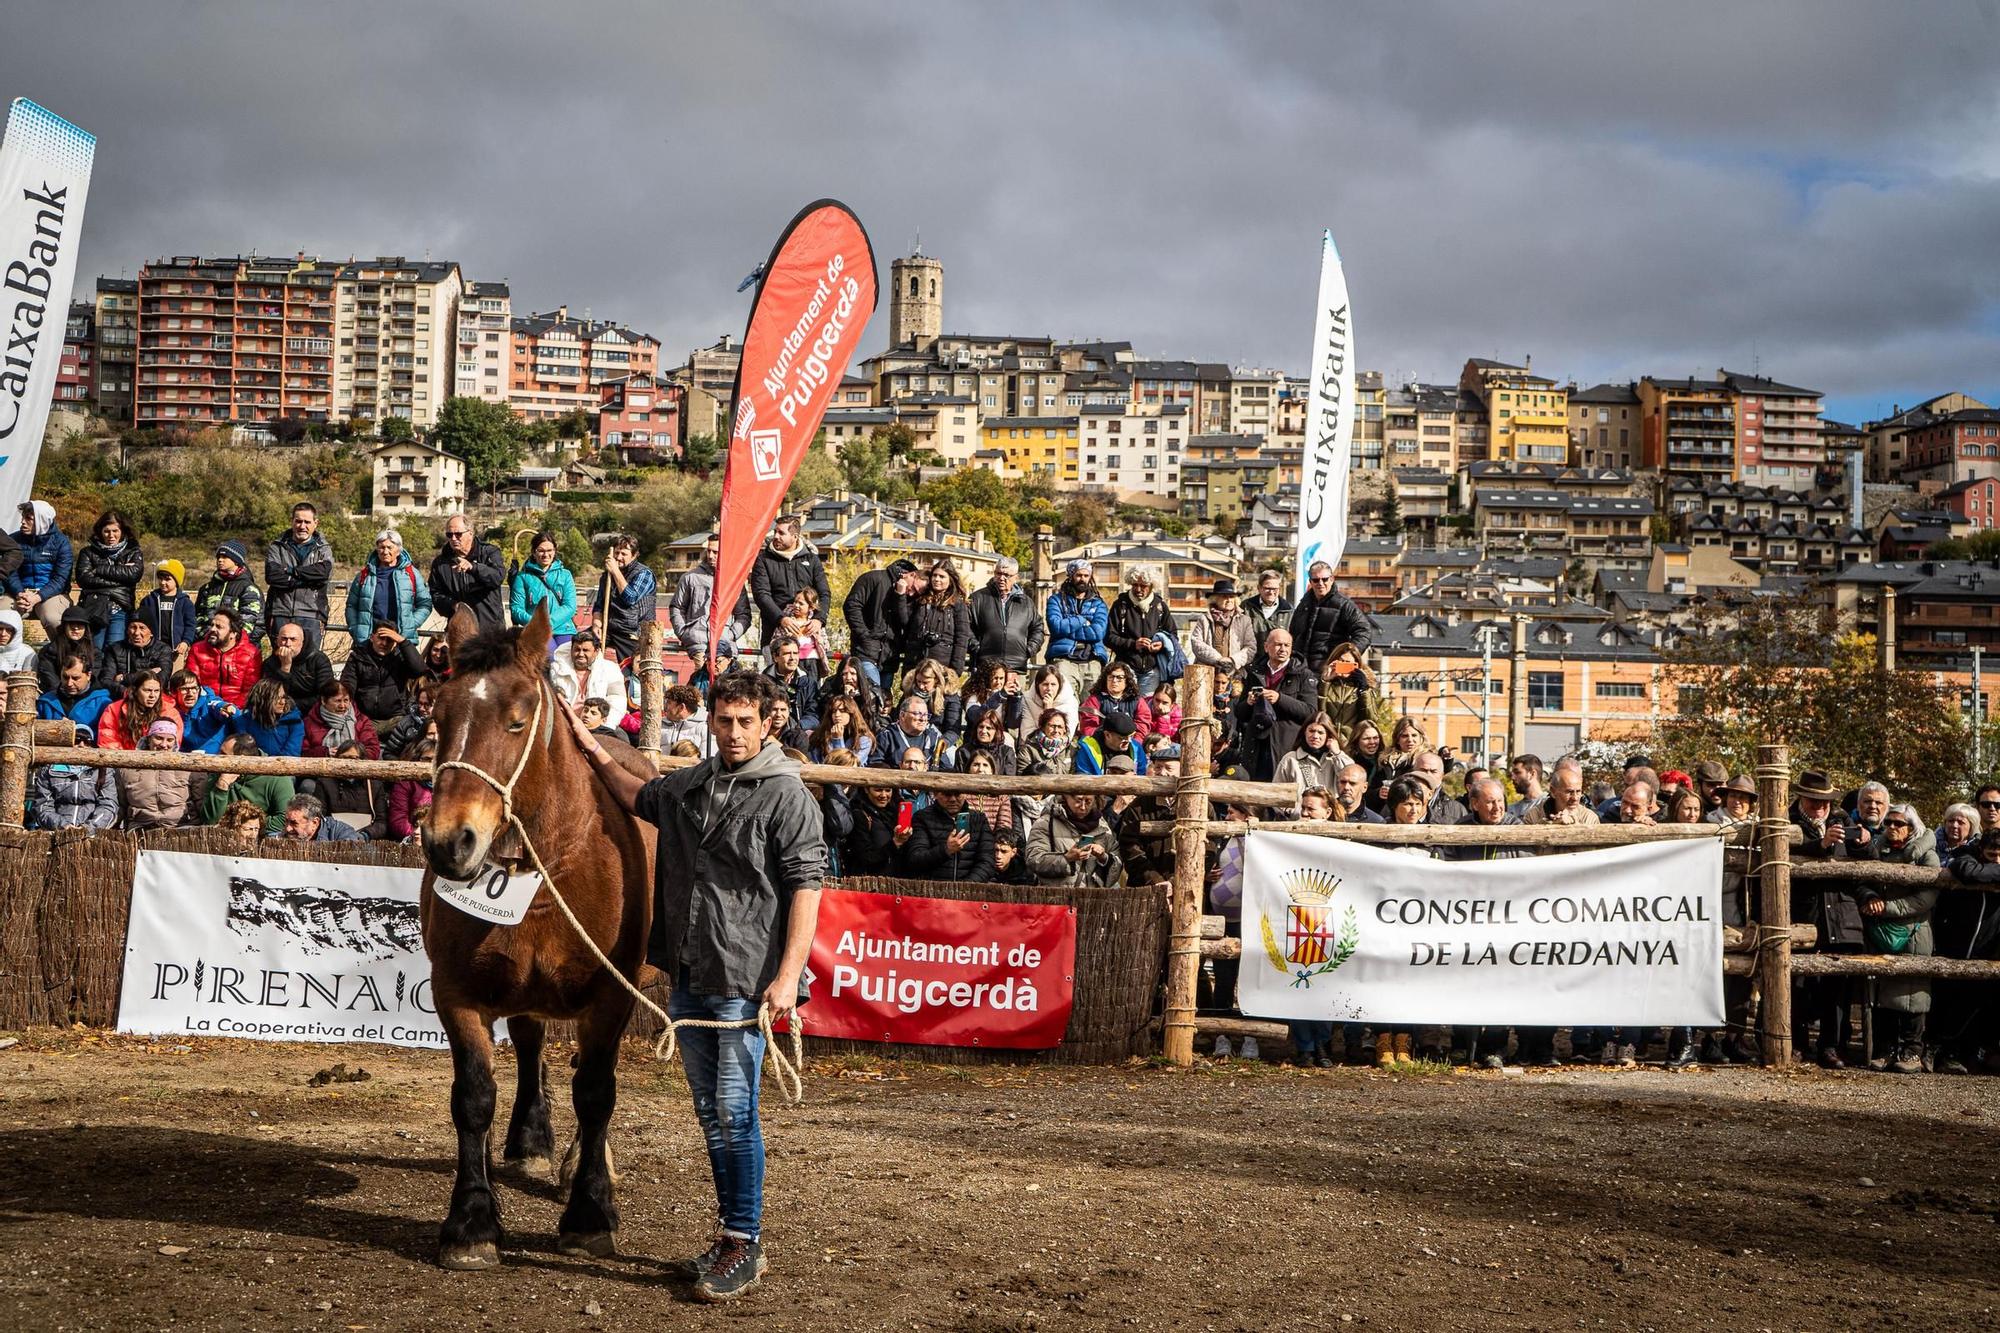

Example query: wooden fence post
[634,620,665,763]
[1164,663,1215,1067]
[1754,743,1793,1067]
[0,671,39,828]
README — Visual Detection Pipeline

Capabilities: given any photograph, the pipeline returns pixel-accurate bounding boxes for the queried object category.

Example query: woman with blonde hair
[1371,717,1429,806]
[900,656,962,743]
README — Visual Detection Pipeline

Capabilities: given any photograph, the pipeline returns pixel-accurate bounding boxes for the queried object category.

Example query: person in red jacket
[186,608,262,708]
[300,679,382,759]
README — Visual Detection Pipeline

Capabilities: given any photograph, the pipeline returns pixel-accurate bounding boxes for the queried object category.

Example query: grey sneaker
[1479,1053,1504,1070]
[694,1235,767,1302]
[1239,1036,1261,1061]
[1211,1034,1233,1059]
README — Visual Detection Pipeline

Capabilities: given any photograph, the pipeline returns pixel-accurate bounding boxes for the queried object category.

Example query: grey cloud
[5,0,1997,422]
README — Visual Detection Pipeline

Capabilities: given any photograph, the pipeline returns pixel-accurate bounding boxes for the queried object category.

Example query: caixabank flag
[0,98,94,515]
[1239,830,1724,1027]
[118,851,452,1048]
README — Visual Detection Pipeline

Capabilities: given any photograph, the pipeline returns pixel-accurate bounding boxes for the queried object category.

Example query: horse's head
[422,605,554,881]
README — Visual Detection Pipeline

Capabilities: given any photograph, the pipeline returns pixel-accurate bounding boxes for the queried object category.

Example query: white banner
[1295,228,1352,600]
[118,850,453,1048]
[0,98,94,513]
[1239,830,1724,1026]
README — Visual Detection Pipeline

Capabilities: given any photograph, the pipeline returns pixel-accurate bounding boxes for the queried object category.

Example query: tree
[554,407,595,442]
[1380,488,1405,537]
[1927,529,2000,561]
[1059,496,1110,546]
[954,505,1026,561]
[378,415,415,444]
[681,432,722,476]
[785,447,843,510]
[1654,594,1972,811]
[432,396,526,492]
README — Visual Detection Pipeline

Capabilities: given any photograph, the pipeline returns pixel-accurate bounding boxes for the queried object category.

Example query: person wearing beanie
[136,559,199,664]
[36,604,104,695]
[195,542,264,643]
[117,717,191,830]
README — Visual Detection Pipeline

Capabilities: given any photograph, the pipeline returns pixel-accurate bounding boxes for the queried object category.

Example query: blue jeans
[92,608,127,652]
[670,986,767,1240]
[1289,1020,1335,1056]
[858,659,882,692]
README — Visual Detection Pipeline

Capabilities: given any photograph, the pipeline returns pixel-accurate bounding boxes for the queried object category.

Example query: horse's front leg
[438,1003,504,1270]
[502,1015,556,1178]
[556,992,633,1257]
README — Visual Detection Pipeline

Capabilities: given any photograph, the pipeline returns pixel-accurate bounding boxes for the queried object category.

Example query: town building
[1876,507,1970,560]
[895,393,982,464]
[596,373,683,464]
[55,301,93,406]
[1333,536,1404,610]
[134,254,340,435]
[670,334,741,441]
[1897,408,2000,487]
[1460,358,1569,465]
[333,257,464,428]
[453,281,512,404]
[1078,404,1188,498]
[1722,369,1824,492]
[1568,382,1641,471]
[1828,559,2000,668]
[1388,466,1453,539]
[887,248,943,353]
[1639,376,1737,483]
[1863,392,1989,483]
[1055,532,1244,613]
[1180,455,1280,528]
[92,277,138,421]
[821,406,897,457]
[1470,489,1653,567]
[370,438,467,515]
[1938,476,2000,531]
[980,414,1078,482]
[1228,367,1280,438]
[508,305,660,420]
[1239,488,1299,564]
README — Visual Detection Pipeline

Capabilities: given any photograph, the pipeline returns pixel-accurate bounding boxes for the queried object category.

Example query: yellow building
[982,415,1078,482]
[1461,358,1570,465]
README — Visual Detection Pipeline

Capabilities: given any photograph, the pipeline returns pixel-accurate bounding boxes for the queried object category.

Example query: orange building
[508,305,660,419]
[135,254,339,434]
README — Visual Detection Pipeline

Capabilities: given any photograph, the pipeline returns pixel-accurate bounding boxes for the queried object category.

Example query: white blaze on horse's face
[423,607,555,882]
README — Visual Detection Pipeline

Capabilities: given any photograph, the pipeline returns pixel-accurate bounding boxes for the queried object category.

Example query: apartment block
[1939,476,2000,531]
[669,334,741,441]
[1472,489,1653,565]
[1638,377,1737,483]
[1228,367,1280,438]
[597,373,683,464]
[1568,382,1640,471]
[135,254,339,434]
[92,278,138,421]
[1078,403,1187,497]
[334,257,462,427]
[454,281,512,404]
[1722,369,1824,492]
[1864,393,1989,482]
[55,301,93,405]
[509,306,660,419]
[1460,358,1569,465]
[1898,408,2000,487]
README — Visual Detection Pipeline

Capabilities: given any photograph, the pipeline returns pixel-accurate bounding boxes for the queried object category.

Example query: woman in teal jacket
[509,530,577,649]
[345,529,435,643]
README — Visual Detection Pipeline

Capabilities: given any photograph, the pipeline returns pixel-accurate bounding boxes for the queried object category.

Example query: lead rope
[435,683,806,1105]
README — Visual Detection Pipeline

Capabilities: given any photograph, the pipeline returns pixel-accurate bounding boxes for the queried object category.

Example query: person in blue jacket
[1073,709,1150,776]
[169,668,237,754]
[510,530,577,650]
[36,653,113,736]
[1045,558,1109,705]
[232,678,305,757]
[345,529,434,644]
[8,499,75,637]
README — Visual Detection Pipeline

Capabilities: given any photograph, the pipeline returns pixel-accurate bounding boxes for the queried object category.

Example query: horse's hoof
[439,1242,502,1271]
[557,1231,616,1259]
[502,1154,555,1183]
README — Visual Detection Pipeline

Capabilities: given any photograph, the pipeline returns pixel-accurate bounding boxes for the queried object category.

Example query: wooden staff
[1163,664,1215,1067]
[1755,743,1793,1067]
[0,671,38,828]
[634,620,666,763]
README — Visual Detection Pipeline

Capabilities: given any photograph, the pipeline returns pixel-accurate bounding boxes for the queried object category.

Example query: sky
[7,0,1999,427]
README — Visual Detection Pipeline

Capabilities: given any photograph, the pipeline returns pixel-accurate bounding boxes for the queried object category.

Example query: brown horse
[419,606,657,1270]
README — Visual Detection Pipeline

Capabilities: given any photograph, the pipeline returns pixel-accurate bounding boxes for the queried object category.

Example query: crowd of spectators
[14,502,1995,1076]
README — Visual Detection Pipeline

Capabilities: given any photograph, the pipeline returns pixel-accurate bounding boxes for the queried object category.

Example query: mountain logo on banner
[750,428,783,481]
[1258,866,1359,986]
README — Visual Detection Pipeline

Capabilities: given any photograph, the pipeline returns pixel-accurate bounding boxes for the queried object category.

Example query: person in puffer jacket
[170,669,237,754]
[29,731,118,830]
[344,529,434,644]
[118,718,191,830]
[8,499,75,636]
[73,509,144,649]
[0,607,36,674]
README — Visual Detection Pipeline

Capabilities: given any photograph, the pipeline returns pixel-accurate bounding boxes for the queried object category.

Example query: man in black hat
[1695,759,1730,813]
[1188,578,1256,673]
[1076,708,1148,775]
[842,557,921,691]
[1789,769,1865,1067]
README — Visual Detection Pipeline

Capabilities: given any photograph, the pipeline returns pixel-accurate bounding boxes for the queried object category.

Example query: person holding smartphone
[1027,792,1124,888]
[900,787,996,882]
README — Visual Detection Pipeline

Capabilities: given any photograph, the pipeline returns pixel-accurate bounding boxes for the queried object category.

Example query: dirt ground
[1,1031,1997,1332]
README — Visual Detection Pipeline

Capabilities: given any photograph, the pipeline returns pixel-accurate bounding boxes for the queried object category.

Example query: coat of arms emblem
[1259,867,1360,988]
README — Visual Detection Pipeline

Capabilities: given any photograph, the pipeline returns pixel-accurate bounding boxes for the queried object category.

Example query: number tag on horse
[434,864,545,926]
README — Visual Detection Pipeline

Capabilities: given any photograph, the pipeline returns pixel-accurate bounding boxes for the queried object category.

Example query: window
[1527,671,1564,711]
[1595,681,1645,699]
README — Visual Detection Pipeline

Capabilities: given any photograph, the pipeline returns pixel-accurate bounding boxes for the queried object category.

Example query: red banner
[796,889,1077,1049]
[709,200,877,668]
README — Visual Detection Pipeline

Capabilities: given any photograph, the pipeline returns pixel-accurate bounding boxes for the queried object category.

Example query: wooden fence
[7,633,1996,1068]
